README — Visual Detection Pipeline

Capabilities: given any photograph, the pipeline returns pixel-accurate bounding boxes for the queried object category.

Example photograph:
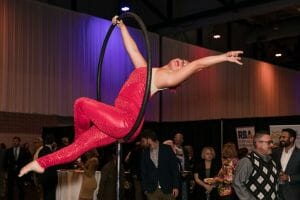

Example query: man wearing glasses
[272,128,300,200]
[233,130,279,200]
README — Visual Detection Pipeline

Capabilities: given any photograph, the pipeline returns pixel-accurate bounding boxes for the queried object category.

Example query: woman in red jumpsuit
[19,16,243,177]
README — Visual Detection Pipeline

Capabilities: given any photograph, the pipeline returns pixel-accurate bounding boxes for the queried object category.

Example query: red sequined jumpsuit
[37,67,147,169]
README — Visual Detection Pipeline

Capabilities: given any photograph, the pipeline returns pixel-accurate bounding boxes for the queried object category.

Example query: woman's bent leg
[74,97,94,140]
[74,98,132,139]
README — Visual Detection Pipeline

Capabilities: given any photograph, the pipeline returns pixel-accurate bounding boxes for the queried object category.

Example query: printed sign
[236,126,255,151]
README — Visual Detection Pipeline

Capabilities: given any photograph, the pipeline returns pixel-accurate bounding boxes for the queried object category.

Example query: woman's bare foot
[18,160,45,177]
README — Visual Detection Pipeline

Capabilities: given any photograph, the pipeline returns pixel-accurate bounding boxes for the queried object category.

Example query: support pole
[116,142,122,200]
[220,119,224,153]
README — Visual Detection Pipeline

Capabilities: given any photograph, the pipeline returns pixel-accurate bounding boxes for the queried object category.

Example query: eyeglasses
[257,140,273,145]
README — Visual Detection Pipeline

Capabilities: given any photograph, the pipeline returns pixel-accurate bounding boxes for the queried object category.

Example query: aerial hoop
[96,12,152,142]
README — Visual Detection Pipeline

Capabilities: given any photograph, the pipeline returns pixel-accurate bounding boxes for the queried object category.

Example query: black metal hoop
[96,12,152,141]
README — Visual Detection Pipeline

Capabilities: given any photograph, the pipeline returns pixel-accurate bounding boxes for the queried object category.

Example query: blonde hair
[201,146,216,159]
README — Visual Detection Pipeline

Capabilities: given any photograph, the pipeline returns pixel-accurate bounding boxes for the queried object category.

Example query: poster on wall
[236,126,255,151]
[269,125,300,148]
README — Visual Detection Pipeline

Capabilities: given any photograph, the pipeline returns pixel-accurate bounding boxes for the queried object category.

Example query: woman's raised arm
[112,16,147,68]
[154,51,243,89]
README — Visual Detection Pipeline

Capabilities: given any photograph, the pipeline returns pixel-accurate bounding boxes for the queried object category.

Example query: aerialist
[19,16,243,177]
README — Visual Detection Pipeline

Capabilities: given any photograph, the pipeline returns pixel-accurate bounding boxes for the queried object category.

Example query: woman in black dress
[194,147,220,200]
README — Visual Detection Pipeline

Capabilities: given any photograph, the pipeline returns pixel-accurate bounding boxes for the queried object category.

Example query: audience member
[0,143,7,199]
[38,134,58,200]
[163,139,183,199]
[233,131,279,200]
[52,142,58,151]
[61,137,70,147]
[5,136,32,200]
[124,140,145,200]
[184,145,195,199]
[79,149,99,200]
[272,128,300,200]
[173,133,188,200]
[184,145,195,171]
[163,140,176,153]
[32,137,43,199]
[214,142,238,200]
[237,147,249,159]
[21,142,34,185]
[140,129,179,200]
[22,142,32,157]
[97,149,118,200]
[33,138,43,161]
[194,147,220,200]
[56,136,74,170]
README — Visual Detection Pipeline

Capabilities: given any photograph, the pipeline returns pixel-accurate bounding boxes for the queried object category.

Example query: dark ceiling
[36,0,300,71]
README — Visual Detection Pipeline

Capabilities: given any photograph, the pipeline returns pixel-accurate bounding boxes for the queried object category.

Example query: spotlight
[120,0,130,12]
[275,53,282,57]
[121,6,130,12]
[213,34,221,39]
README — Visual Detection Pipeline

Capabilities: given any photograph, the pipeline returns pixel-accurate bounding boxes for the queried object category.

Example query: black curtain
[42,126,74,146]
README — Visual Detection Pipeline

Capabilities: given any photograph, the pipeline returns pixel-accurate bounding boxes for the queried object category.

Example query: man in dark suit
[140,129,179,200]
[272,128,300,200]
[5,136,32,200]
[38,134,58,200]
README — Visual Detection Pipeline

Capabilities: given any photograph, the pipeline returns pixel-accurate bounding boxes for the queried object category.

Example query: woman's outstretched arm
[112,16,147,68]
[155,51,243,89]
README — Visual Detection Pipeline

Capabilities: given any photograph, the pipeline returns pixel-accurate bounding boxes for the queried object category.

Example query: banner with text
[236,126,255,151]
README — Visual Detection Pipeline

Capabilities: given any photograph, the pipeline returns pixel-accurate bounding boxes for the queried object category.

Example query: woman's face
[168,58,189,70]
[203,149,214,161]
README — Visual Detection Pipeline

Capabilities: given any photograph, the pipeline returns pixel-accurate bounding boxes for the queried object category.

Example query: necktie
[14,147,18,160]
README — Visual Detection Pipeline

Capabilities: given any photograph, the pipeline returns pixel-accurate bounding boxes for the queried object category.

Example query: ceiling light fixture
[275,53,282,57]
[120,0,130,12]
[213,34,221,39]
[121,6,130,12]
